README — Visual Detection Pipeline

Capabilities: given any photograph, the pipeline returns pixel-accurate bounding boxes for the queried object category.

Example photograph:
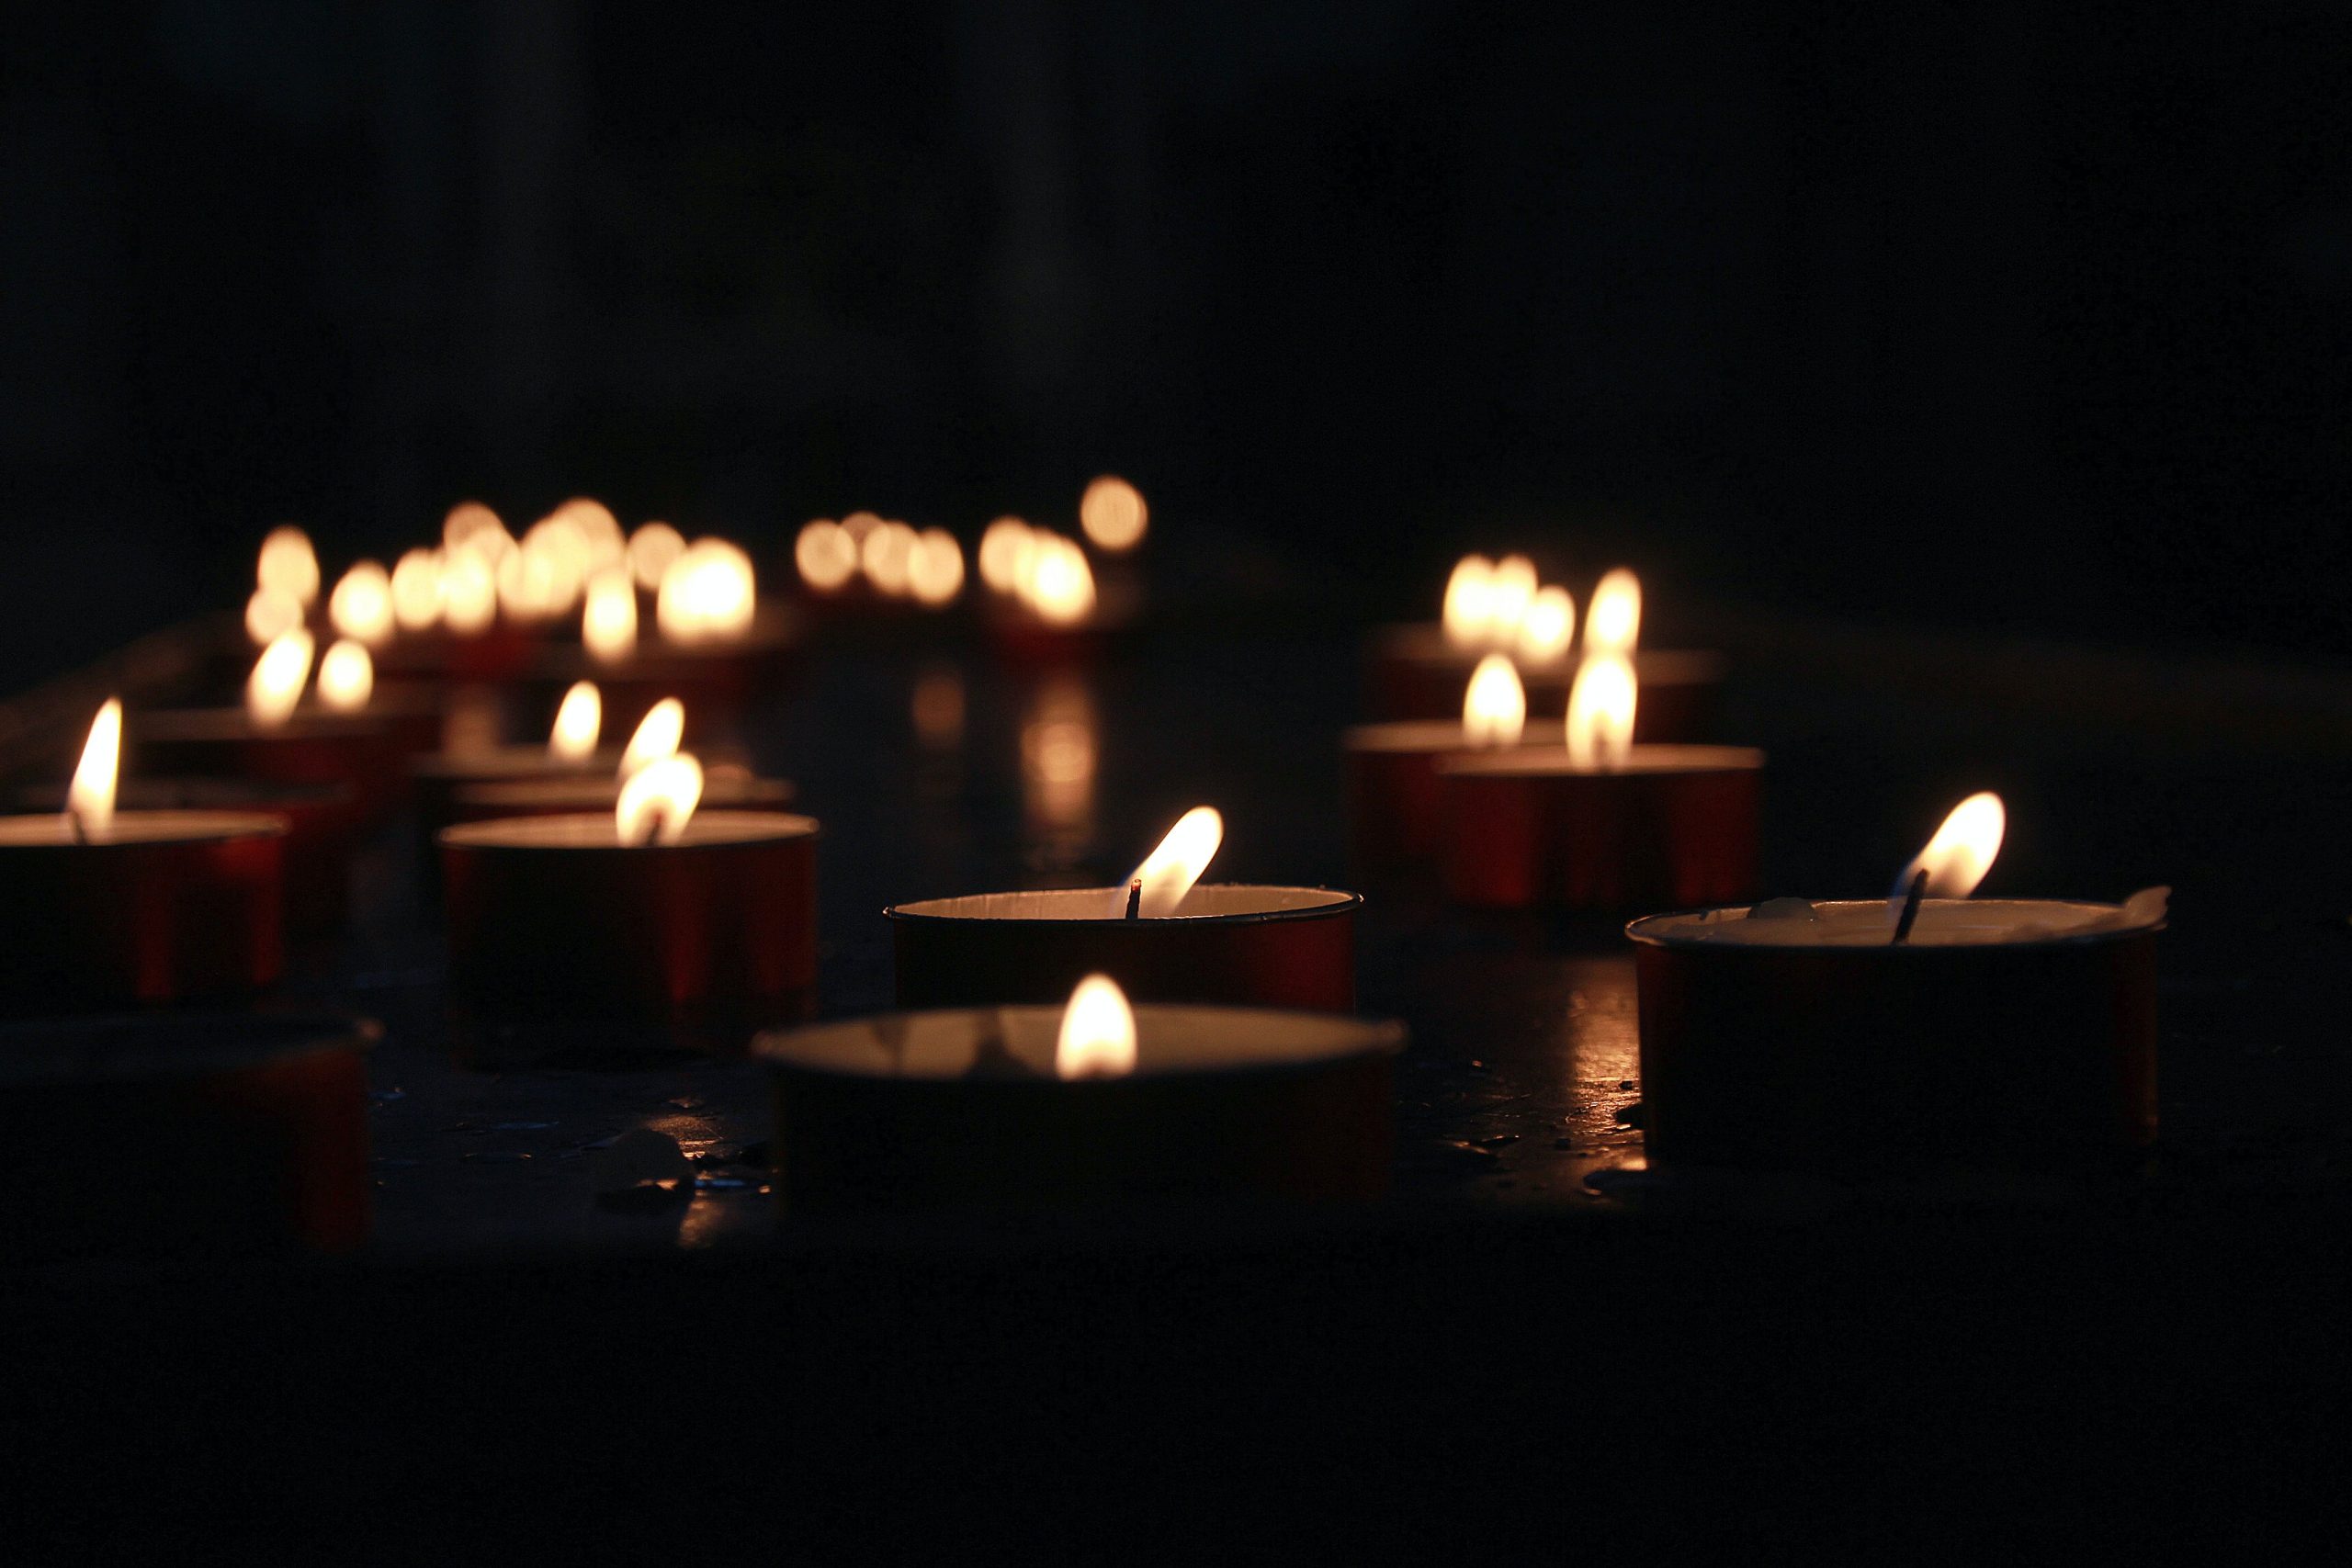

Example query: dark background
[6,2,2348,684]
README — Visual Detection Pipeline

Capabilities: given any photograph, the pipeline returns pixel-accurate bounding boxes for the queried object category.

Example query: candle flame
[503,515,592,621]
[553,498,625,572]
[1565,654,1637,770]
[1080,476,1148,553]
[618,697,684,779]
[1485,555,1538,640]
[550,681,602,761]
[1585,569,1642,657]
[1056,973,1138,1079]
[245,585,303,645]
[1021,534,1095,625]
[1463,654,1528,748]
[1125,806,1223,918]
[443,502,511,558]
[246,629,315,728]
[257,525,321,606]
[628,521,687,592]
[582,568,638,662]
[316,638,374,712]
[656,539,757,642]
[68,698,121,838]
[328,560,394,645]
[391,548,444,631]
[908,527,966,606]
[978,516,1035,593]
[615,752,703,847]
[441,549,497,635]
[860,520,919,596]
[1442,555,1495,649]
[1516,585,1577,664]
[1894,792,2007,908]
[794,519,858,593]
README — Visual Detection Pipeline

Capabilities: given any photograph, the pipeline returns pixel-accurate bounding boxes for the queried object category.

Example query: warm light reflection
[1126,806,1223,918]
[795,520,858,593]
[1585,569,1642,656]
[391,548,444,631]
[549,681,602,762]
[1462,654,1528,748]
[619,698,684,778]
[908,528,965,606]
[1056,974,1137,1079]
[443,502,510,558]
[656,539,756,642]
[1485,555,1538,640]
[1080,476,1148,552]
[317,638,374,712]
[978,516,1035,593]
[911,665,965,749]
[1565,654,1636,770]
[1517,585,1576,664]
[860,520,919,596]
[628,521,687,591]
[615,752,703,847]
[1895,792,2007,905]
[1021,674,1098,844]
[257,525,321,606]
[67,698,121,838]
[582,569,638,662]
[247,629,315,728]
[245,586,303,645]
[329,560,393,645]
[441,549,497,636]
[1442,555,1495,649]
[1021,534,1095,625]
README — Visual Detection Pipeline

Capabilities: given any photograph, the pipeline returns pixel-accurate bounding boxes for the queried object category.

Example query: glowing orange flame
[316,638,374,713]
[247,629,315,728]
[1585,569,1642,657]
[582,569,638,662]
[1895,792,2006,904]
[1565,654,1636,770]
[68,698,121,838]
[656,539,756,642]
[1485,555,1537,639]
[1462,654,1527,748]
[245,585,303,645]
[1516,585,1577,664]
[619,698,684,779]
[908,528,965,606]
[549,681,601,762]
[257,525,320,606]
[1125,806,1222,918]
[1080,476,1148,553]
[441,549,497,636]
[795,520,858,593]
[1056,973,1137,1079]
[978,516,1035,593]
[328,560,393,646]
[391,548,444,631]
[860,520,919,596]
[1022,534,1095,625]
[1442,555,1495,649]
[628,521,687,592]
[615,752,703,847]
[443,502,510,558]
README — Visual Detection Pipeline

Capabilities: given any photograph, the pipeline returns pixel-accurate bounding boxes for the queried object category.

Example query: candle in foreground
[888,807,1361,1010]
[1438,654,1762,910]
[441,752,820,1058]
[1627,793,2165,1173]
[756,972,1403,1214]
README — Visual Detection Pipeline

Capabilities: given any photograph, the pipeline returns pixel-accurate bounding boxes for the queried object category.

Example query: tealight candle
[1437,654,1762,910]
[888,807,1362,1010]
[0,702,285,1013]
[1627,793,2165,1173]
[410,680,619,847]
[756,973,1403,1214]
[1344,653,1559,872]
[440,753,820,1058]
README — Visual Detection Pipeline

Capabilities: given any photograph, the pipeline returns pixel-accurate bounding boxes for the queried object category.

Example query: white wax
[1643,893,2168,949]
[438,809,816,851]
[889,884,1354,921]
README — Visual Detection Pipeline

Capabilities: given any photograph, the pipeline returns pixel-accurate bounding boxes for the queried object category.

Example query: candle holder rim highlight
[137,707,393,740]
[1439,743,1765,779]
[438,808,819,852]
[0,1010,377,1088]
[756,1001,1405,1084]
[0,809,290,847]
[886,883,1363,926]
[409,744,617,782]
[1626,897,2166,953]
[1343,717,1566,751]
[453,773,795,811]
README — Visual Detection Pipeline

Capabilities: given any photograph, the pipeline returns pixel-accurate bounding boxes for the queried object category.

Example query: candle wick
[1125,878,1142,920]
[66,807,88,845]
[1891,868,1929,944]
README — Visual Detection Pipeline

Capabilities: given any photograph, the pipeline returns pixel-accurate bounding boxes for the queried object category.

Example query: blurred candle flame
[443,502,511,559]
[245,585,303,645]
[1021,534,1095,625]
[316,638,374,712]
[1080,476,1148,553]
[1462,654,1528,748]
[1565,654,1636,770]
[1442,555,1495,649]
[1893,792,2007,909]
[1125,806,1223,918]
[794,520,858,593]
[628,521,687,592]
[1516,584,1577,664]
[1056,973,1137,1079]
[978,516,1035,593]
[619,697,684,779]
[656,539,756,642]
[860,520,919,596]
[582,568,638,662]
[908,528,966,606]
[1584,569,1642,657]
[549,681,602,761]
[441,549,497,636]
[329,560,394,645]
[615,752,702,847]
[1484,555,1538,640]
[247,629,315,728]
[257,525,320,606]
[391,548,444,631]
[68,698,121,838]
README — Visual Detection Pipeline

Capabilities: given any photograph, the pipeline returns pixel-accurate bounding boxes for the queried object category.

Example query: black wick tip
[1125,879,1143,920]
[1892,868,1929,943]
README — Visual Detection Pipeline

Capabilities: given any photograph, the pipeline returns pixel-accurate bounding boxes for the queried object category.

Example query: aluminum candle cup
[0,811,285,1014]
[1628,899,2163,1174]
[888,885,1361,1010]
[1344,718,1564,872]
[441,811,820,1057]
[0,1012,371,1259]
[1365,626,1723,738]
[756,1004,1404,1214]
[1438,745,1763,910]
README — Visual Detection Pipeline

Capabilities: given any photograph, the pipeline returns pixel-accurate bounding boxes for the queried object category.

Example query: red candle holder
[1364,625,1723,738]
[1343,719,1565,872]
[757,1003,1403,1214]
[0,811,285,1014]
[0,1011,372,1259]
[888,886,1361,1011]
[441,811,820,1059]
[136,708,405,822]
[1438,745,1762,911]
[1628,899,2162,1173]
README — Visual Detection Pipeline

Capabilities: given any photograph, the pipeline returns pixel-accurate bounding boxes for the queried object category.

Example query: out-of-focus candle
[1344,657,1544,872]
[257,525,320,607]
[795,519,859,594]
[582,568,638,662]
[1079,476,1148,553]
[907,528,965,606]
[247,630,316,728]
[656,538,756,643]
[328,561,394,646]
[315,639,374,714]
[628,521,687,591]
[390,548,444,631]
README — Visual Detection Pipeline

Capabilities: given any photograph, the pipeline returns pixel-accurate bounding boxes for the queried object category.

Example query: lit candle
[141,634,413,820]
[755,972,1403,1214]
[1436,653,1763,910]
[439,748,820,1059]
[888,808,1362,1010]
[1344,653,1555,873]
[0,701,286,1012]
[408,679,622,854]
[1626,794,2165,1172]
